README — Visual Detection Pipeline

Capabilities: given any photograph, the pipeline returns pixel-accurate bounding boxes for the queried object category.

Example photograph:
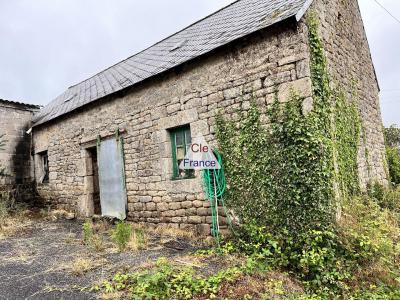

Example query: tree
[384,125,400,148]
[384,125,400,186]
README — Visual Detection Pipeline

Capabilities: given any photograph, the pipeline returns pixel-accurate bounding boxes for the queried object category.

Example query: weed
[0,194,30,238]
[92,219,111,234]
[111,220,132,252]
[91,234,105,252]
[71,258,93,276]
[128,227,148,251]
[82,219,93,244]
[100,257,242,299]
[0,200,8,225]
[60,256,106,276]
[153,225,195,239]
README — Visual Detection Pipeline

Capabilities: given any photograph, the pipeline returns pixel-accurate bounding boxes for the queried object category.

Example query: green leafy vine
[216,14,361,234]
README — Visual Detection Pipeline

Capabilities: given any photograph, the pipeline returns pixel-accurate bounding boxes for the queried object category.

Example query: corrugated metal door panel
[97,138,127,219]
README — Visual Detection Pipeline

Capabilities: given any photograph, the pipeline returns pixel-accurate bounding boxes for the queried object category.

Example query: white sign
[179,135,221,170]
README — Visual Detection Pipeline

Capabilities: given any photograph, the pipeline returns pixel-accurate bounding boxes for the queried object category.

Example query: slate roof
[33,0,313,126]
[0,99,41,110]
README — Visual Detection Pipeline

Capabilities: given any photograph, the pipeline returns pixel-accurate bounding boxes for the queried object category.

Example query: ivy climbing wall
[216,15,363,233]
[308,0,388,188]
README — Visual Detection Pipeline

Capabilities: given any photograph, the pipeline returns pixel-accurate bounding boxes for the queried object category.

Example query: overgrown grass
[59,256,106,276]
[0,192,30,239]
[128,227,148,251]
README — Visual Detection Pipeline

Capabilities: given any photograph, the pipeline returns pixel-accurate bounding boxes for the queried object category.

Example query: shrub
[111,220,132,252]
[225,192,400,295]
[234,224,350,294]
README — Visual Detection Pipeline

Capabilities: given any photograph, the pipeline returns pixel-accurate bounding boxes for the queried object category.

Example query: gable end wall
[308,0,387,187]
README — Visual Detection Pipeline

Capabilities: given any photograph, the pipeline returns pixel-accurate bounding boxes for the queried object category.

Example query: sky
[0,0,399,126]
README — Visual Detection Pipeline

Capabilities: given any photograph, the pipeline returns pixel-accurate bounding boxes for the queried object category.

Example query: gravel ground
[0,218,198,300]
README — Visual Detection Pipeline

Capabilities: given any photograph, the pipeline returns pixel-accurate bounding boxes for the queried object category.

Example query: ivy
[216,14,361,235]
[334,87,361,198]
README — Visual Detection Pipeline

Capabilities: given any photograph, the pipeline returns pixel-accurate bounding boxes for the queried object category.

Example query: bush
[386,146,400,186]
[225,193,400,296]
[111,220,132,252]
[367,182,400,212]
[234,224,350,294]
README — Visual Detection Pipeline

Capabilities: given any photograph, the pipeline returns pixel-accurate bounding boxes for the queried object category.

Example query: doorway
[87,147,101,215]
[82,138,127,219]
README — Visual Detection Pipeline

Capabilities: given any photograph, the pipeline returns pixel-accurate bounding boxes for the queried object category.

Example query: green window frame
[169,125,195,179]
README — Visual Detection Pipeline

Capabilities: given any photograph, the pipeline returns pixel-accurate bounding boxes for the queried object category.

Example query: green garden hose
[202,149,231,243]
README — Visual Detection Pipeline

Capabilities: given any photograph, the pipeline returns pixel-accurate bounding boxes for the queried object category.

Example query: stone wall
[0,100,38,185]
[0,100,39,203]
[32,20,312,234]
[309,0,387,187]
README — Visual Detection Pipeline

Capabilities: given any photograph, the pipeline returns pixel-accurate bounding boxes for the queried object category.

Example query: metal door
[97,137,127,219]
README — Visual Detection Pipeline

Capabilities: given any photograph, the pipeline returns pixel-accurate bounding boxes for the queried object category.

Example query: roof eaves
[0,98,41,110]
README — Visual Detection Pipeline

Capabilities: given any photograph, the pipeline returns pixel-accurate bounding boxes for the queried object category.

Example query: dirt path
[0,219,193,300]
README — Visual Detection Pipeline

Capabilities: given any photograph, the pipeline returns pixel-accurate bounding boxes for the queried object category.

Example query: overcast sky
[0,0,398,126]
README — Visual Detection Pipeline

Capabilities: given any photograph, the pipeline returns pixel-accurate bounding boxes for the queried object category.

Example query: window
[169,125,194,179]
[39,151,49,183]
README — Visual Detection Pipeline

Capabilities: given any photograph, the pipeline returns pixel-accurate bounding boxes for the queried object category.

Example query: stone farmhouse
[1,0,387,234]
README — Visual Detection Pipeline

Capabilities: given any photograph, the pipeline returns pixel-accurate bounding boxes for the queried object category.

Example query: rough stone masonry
[0,99,39,202]
[29,0,387,235]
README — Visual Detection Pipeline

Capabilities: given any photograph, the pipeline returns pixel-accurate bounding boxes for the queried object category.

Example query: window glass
[170,126,194,179]
[41,152,49,183]
[185,130,191,144]
[175,132,184,146]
